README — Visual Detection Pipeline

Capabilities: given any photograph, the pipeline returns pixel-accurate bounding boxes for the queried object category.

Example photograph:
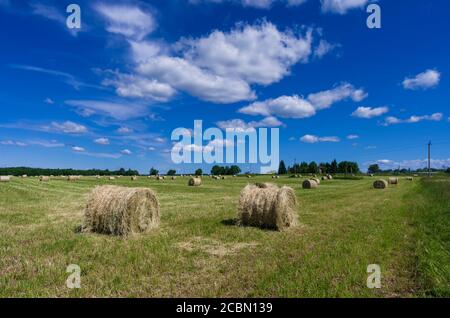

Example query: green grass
[0,175,448,297]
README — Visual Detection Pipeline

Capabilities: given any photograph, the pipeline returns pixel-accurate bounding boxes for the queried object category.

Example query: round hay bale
[369,174,374,177]
[406,177,414,181]
[131,176,138,181]
[322,176,327,181]
[22,175,27,178]
[247,175,252,178]
[327,175,333,180]
[388,177,399,185]
[221,176,226,180]
[67,176,79,181]
[373,179,388,189]
[83,185,160,236]
[0,176,11,182]
[109,176,116,181]
[39,176,50,182]
[312,178,321,185]
[188,177,202,186]
[171,176,177,180]
[96,176,101,179]
[302,179,318,189]
[237,183,298,231]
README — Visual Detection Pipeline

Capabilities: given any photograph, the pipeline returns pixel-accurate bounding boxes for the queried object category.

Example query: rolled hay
[312,178,321,185]
[96,176,101,179]
[156,176,164,181]
[39,176,50,182]
[171,176,177,180]
[388,177,399,185]
[327,175,333,180]
[247,175,252,178]
[188,177,202,186]
[0,176,11,182]
[302,179,318,189]
[83,185,160,236]
[369,174,374,177]
[373,179,388,189]
[406,177,414,181]
[322,176,327,181]
[237,183,298,231]
[67,176,79,181]
[221,176,226,180]
[131,176,138,181]
[22,175,27,178]
[109,176,116,181]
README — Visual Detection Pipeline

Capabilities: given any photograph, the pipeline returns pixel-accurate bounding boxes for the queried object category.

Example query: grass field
[0,175,448,297]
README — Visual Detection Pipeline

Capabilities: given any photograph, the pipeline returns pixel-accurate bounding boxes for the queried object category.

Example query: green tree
[167,169,176,176]
[228,165,241,175]
[308,161,319,174]
[149,167,159,176]
[195,169,203,176]
[278,160,287,175]
[368,164,381,174]
[330,159,338,174]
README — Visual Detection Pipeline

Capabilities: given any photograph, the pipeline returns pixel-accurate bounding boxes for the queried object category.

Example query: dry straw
[131,176,138,181]
[237,183,298,231]
[109,176,116,180]
[83,185,160,236]
[188,177,202,186]
[327,175,333,180]
[67,176,79,181]
[302,179,318,189]
[373,180,388,189]
[0,176,11,182]
[406,177,414,181]
[39,176,50,182]
[312,178,321,185]
[388,177,399,185]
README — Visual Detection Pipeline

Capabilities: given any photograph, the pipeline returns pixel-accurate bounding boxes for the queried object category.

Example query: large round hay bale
[388,177,399,185]
[327,175,333,180]
[67,176,79,181]
[321,176,327,181]
[156,176,164,181]
[22,175,27,178]
[188,177,202,186]
[406,177,414,181]
[373,179,388,189]
[0,176,11,182]
[237,183,298,231]
[83,186,160,236]
[171,176,177,180]
[312,178,321,185]
[39,176,49,182]
[302,179,318,189]
[109,176,116,180]
[131,176,138,181]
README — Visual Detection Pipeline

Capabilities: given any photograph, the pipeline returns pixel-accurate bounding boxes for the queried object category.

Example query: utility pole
[428,141,432,177]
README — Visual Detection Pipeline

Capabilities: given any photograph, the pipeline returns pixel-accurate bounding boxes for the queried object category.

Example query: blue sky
[0,0,449,174]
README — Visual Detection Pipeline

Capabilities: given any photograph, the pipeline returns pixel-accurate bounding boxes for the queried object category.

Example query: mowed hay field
[0,176,448,297]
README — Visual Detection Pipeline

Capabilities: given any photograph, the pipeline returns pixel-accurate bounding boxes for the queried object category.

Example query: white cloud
[50,121,88,134]
[180,22,313,85]
[0,140,27,147]
[383,113,443,125]
[94,138,110,145]
[44,97,54,104]
[314,40,338,58]
[72,146,85,152]
[95,3,156,40]
[189,0,306,9]
[402,69,441,90]
[65,100,149,120]
[347,134,359,140]
[117,127,133,134]
[300,134,340,143]
[239,95,315,118]
[307,83,367,110]
[321,0,369,14]
[371,158,450,170]
[216,116,283,131]
[121,149,132,155]
[352,106,389,119]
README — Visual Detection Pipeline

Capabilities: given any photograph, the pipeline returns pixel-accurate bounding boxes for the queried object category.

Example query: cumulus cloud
[383,113,443,126]
[72,146,85,152]
[313,40,338,58]
[216,116,283,131]
[402,69,441,90]
[239,95,316,119]
[300,134,340,143]
[121,149,132,155]
[347,134,359,140]
[189,0,307,9]
[0,140,27,147]
[117,127,133,134]
[307,83,367,110]
[95,3,156,40]
[352,106,389,119]
[371,158,450,170]
[321,0,369,14]
[94,138,110,145]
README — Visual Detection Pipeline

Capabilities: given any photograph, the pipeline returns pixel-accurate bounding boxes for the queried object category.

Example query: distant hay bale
[312,178,321,185]
[233,175,237,177]
[83,185,160,236]
[171,176,177,180]
[156,176,164,181]
[67,176,79,181]
[188,177,202,186]
[0,176,11,182]
[369,174,374,177]
[406,177,414,181]
[22,175,27,178]
[302,179,318,189]
[109,176,116,181]
[221,176,226,180]
[96,176,101,179]
[131,176,138,181]
[237,183,298,231]
[413,174,419,177]
[373,179,388,189]
[39,176,49,182]
[327,175,333,180]
[247,175,252,178]
[388,177,399,185]
[322,176,327,181]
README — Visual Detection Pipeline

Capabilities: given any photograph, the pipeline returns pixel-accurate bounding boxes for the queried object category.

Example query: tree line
[0,167,139,177]
[278,160,360,175]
